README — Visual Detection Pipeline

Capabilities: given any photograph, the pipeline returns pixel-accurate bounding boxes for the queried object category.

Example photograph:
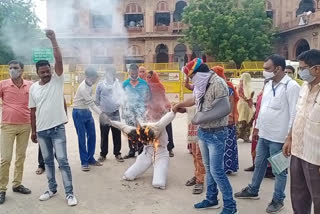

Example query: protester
[235,54,300,213]
[122,64,150,159]
[214,66,239,174]
[285,65,304,86]
[237,73,254,143]
[173,58,237,214]
[183,75,205,194]
[72,66,103,171]
[29,29,77,206]
[283,49,320,214]
[96,66,123,162]
[0,60,32,204]
[138,66,147,80]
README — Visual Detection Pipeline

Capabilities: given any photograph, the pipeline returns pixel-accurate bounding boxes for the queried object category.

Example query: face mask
[298,68,316,83]
[287,73,294,79]
[263,70,275,80]
[9,68,22,79]
[131,76,138,81]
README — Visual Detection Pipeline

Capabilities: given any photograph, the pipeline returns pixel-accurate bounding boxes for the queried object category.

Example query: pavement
[0,109,293,214]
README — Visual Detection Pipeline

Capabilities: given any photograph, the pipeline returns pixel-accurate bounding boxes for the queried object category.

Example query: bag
[192,74,231,125]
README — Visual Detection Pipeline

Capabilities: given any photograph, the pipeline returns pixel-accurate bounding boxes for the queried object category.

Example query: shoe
[81,165,90,172]
[244,165,255,172]
[169,150,174,157]
[123,153,135,159]
[39,190,56,201]
[115,155,124,162]
[66,194,78,206]
[12,185,31,194]
[98,156,106,162]
[194,199,220,209]
[266,200,284,213]
[0,192,5,204]
[90,161,103,166]
[220,208,238,214]
[234,187,259,199]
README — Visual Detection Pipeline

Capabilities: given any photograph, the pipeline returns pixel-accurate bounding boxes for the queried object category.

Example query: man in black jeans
[96,67,123,162]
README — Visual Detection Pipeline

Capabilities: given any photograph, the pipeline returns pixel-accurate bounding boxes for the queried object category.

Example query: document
[267,152,291,175]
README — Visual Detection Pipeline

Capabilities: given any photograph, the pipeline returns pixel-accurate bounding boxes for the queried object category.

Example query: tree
[182,0,274,66]
[0,0,41,64]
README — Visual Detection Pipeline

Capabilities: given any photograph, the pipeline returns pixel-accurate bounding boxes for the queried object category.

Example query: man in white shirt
[72,67,103,171]
[235,54,300,213]
[29,29,77,206]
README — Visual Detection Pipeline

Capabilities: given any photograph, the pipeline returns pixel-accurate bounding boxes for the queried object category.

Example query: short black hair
[285,65,295,73]
[36,60,50,72]
[129,63,139,72]
[85,66,98,78]
[8,60,24,69]
[264,54,286,71]
[297,49,320,67]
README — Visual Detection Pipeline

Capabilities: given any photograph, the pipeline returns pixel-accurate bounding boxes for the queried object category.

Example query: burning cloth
[101,112,176,189]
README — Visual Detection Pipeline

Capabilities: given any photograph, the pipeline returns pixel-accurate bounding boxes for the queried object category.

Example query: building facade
[46,0,207,70]
[269,0,320,59]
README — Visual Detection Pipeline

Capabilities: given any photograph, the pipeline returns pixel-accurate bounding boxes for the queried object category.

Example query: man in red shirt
[0,60,33,204]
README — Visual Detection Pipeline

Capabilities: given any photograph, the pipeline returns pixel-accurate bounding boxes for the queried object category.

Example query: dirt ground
[1,109,293,214]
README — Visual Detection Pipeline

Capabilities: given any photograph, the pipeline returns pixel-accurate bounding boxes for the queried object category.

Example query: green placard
[32,48,54,63]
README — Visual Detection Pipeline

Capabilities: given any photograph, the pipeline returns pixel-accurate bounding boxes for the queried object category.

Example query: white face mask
[263,70,275,80]
[9,68,22,80]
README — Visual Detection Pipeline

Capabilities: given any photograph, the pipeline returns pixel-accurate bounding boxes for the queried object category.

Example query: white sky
[33,0,47,28]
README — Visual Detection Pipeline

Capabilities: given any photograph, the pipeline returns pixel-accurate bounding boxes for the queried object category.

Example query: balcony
[126,26,144,33]
[154,25,170,32]
[278,10,320,33]
[172,21,187,31]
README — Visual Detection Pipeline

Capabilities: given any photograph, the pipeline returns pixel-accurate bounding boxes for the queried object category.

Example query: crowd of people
[0,29,319,214]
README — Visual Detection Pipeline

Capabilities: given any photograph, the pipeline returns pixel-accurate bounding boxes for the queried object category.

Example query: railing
[126,26,144,33]
[278,10,320,32]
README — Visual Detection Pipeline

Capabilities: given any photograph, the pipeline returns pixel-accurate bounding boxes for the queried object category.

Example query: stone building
[269,0,320,59]
[46,0,206,70]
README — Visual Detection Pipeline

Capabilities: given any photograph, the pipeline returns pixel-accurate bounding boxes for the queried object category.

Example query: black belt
[199,126,226,132]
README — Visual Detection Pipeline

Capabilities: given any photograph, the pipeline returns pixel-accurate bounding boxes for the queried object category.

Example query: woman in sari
[237,73,254,143]
[214,66,239,174]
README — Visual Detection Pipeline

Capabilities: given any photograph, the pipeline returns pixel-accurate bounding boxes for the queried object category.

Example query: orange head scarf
[213,66,239,123]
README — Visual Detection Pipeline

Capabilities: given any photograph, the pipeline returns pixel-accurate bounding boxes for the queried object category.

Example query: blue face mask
[298,68,316,83]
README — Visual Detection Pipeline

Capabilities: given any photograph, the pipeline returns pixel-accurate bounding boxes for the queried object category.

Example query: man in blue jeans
[173,58,237,214]
[29,29,77,206]
[72,66,103,171]
[235,54,300,213]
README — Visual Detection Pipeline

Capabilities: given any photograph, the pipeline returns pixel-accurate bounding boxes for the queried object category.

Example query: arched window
[173,1,187,22]
[156,1,169,12]
[128,45,142,56]
[126,3,142,14]
[155,44,169,63]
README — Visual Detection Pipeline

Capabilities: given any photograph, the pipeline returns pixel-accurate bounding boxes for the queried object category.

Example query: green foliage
[0,0,41,64]
[182,0,274,66]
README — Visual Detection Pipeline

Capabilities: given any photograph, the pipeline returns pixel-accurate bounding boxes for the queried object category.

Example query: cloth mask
[9,69,21,79]
[298,68,316,83]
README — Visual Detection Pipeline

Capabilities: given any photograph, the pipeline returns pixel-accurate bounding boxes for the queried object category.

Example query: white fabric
[256,75,300,143]
[192,71,213,105]
[73,80,101,115]
[142,112,175,137]
[29,73,68,132]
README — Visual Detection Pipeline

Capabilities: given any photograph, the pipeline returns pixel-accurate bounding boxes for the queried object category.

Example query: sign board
[168,73,180,81]
[32,48,54,63]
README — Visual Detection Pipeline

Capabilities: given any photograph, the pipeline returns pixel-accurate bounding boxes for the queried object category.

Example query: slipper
[36,167,45,175]
[192,183,204,194]
[185,176,196,186]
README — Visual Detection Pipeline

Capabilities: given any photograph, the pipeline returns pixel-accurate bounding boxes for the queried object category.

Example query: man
[72,66,103,171]
[29,29,77,206]
[285,65,304,86]
[235,54,300,213]
[96,66,123,162]
[173,58,237,214]
[139,66,175,157]
[0,60,33,204]
[122,64,150,159]
[283,49,320,214]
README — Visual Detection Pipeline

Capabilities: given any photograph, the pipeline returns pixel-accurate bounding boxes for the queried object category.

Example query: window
[91,12,112,29]
[128,45,142,56]
[157,1,169,12]
[155,1,170,26]
[124,3,144,28]
[173,1,187,22]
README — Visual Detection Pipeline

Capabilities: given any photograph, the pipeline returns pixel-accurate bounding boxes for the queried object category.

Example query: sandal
[90,161,103,166]
[192,183,204,194]
[36,167,45,175]
[185,176,196,186]
[98,156,106,162]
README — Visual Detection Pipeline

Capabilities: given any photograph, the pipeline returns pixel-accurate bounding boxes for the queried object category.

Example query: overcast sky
[33,0,47,28]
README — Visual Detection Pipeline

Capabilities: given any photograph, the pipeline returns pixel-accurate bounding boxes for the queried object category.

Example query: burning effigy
[101,111,176,189]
